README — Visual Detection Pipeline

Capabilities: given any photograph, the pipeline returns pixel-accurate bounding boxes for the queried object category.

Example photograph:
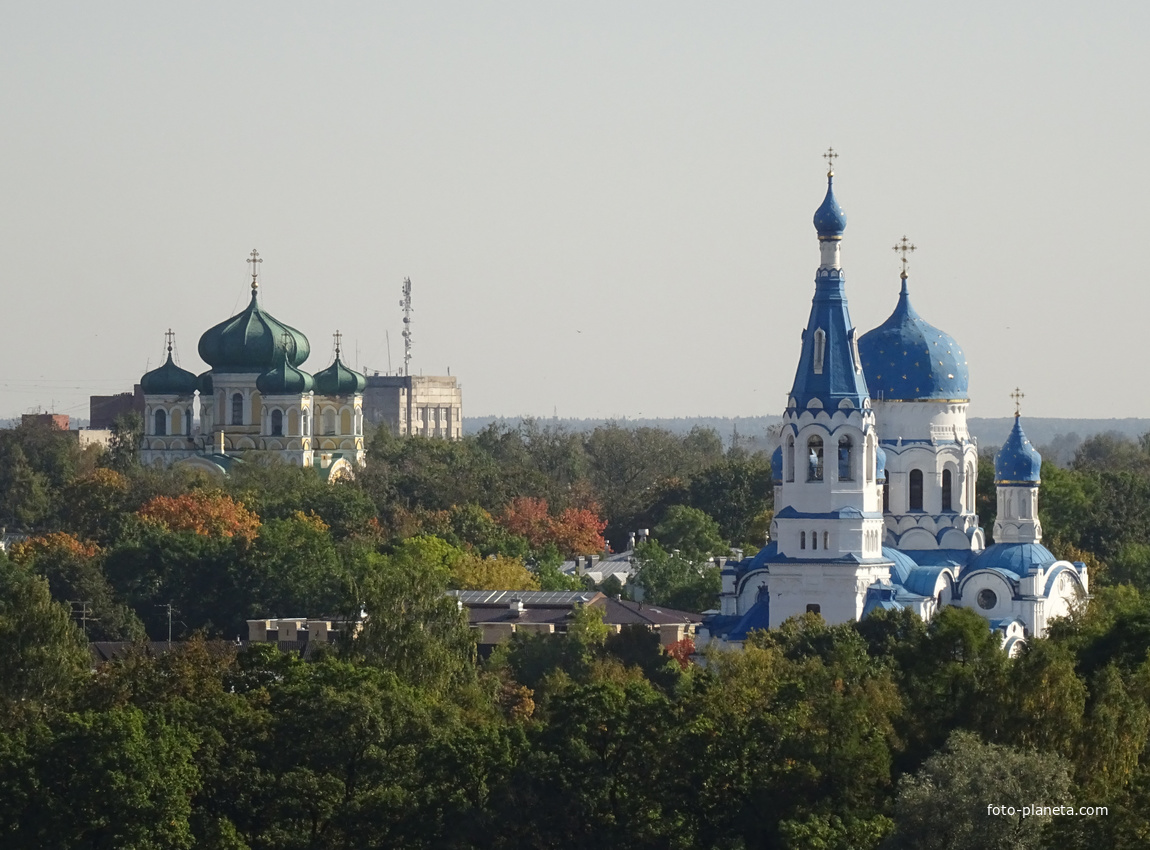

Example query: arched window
[966,463,975,509]
[942,469,953,512]
[838,436,853,481]
[883,482,890,513]
[184,409,192,437]
[823,531,829,550]
[786,435,795,482]
[811,530,818,551]
[812,328,826,374]
[807,436,824,481]
[800,531,806,550]
[271,409,283,437]
[865,437,874,483]
[323,409,336,435]
[232,393,243,426]
[154,409,166,436]
[909,469,924,512]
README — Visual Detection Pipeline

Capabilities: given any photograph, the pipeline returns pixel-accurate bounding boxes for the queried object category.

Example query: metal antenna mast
[400,277,413,376]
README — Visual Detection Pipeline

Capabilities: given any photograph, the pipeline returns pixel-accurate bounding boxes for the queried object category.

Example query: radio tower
[400,277,413,376]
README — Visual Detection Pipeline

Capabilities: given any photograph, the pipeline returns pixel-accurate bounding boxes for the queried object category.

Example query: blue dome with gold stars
[812,174,847,240]
[858,277,969,402]
[995,415,1042,485]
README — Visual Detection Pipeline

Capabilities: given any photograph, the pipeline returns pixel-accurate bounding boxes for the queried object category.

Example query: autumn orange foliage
[499,497,607,557]
[665,637,696,670]
[137,492,261,542]
[9,531,100,565]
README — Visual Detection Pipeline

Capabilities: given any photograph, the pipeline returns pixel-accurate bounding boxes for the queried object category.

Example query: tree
[105,411,143,472]
[0,555,89,721]
[451,553,540,591]
[652,505,727,561]
[9,532,143,641]
[884,730,1072,850]
[137,491,261,544]
[632,540,721,612]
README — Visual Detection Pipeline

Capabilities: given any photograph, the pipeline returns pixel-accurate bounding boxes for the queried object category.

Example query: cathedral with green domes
[138,250,366,478]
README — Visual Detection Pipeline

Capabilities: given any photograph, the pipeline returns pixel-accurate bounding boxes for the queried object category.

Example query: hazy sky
[2,2,1146,422]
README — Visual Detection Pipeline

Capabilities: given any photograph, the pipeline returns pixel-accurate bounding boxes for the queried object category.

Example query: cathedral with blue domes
[698,158,1088,653]
[137,251,367,479]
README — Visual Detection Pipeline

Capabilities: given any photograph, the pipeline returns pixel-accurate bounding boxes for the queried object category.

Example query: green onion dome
[197,371,213,394]
[141,345,198,396]
[198,289,310,372]
[256,346,314,395]
[313,354,366,395]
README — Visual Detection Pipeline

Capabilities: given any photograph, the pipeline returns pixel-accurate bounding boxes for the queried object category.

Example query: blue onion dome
[967,541,1056,576]
[813,173,847,240]
[140,340,198,396]
[876,445,887,482]
[198,288,310,372]
[995,415,1042,485]
[771,445,783,484]
[858,277,969,402]
[313,354,367,396]
[197,371,213,394]
[256,346,314,395]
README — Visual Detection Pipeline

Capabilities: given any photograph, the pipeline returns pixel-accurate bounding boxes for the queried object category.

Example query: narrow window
[154,409,166,436]
[323,409,336,435]
[838,436,853,480]
[942,469,953,512]
[800,531,806,550]
[823,531,829,550]
[865,437,874,482]
[811,530,818,551]
[909,469,924,512]
[883,482,890,513]
[966,463,975,510]
[184,409,192,437]
[812,328,826,374]
[232,393,243,426]
[271,409,283,437]
[807,436,824,481]
[786,435,795,482]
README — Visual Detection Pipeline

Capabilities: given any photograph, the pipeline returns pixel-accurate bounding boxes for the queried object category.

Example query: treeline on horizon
[2,415,1150,847]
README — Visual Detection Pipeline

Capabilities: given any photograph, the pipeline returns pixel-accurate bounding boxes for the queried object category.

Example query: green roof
[141,352,198,396]
[313,355,366,395]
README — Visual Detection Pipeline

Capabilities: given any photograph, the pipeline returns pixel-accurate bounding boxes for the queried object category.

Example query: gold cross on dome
[247,248,262,290]
[892,235,916,278]
[1011,387,1025,416]
[333,330,343,358]
[823,147,838,175]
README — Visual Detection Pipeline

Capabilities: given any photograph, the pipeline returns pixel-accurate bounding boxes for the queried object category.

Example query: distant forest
[466,415,1150,467]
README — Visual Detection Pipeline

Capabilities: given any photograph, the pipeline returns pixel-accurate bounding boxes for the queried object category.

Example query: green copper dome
[141,349,199,396]
[313,355,366,395]
[198,289,310,373]
[256,346,314,395]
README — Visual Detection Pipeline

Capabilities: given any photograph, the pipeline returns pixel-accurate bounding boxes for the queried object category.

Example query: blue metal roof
[788,269,871,411]
[883,546,918,584]
[995,416,1042,484]
[725,599,772,641]
[904,549,973,568]
[901,565,951,597]
[858,277,969,402]
[862,580,905,617]
[966,542,1056,577]
[775,505,874,520]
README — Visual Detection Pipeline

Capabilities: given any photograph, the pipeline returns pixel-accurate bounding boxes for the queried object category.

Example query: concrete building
[363,374,462,439]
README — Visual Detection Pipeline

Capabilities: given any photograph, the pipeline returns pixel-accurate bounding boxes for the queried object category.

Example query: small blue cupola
[788,171,869,411]
[813,172,847,241]
[858,275,970,402]
[995,415,1042,485]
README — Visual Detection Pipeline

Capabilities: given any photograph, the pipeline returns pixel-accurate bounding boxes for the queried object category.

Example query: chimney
[638,528,650,544]
[575,557,585,577]
[509,597,525,617]
[628,531,636,551]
